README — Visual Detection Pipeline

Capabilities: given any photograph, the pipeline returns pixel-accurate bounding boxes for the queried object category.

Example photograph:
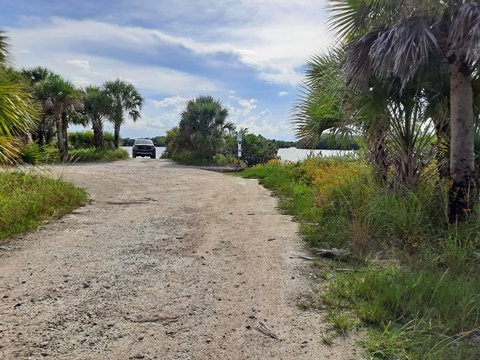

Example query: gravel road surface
[0,159,360,359]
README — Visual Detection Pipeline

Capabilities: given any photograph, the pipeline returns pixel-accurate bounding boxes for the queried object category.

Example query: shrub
[68,148,128,162]
[68,131,115,149]
[224,132,279,166]
[171,150,211,165]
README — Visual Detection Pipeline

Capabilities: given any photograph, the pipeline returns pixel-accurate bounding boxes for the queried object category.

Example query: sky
[1,0,335,141]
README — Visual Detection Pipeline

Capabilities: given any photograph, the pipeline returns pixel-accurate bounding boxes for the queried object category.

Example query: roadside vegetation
[242,157,480,359]
[240,1,480,359]
[0,171,86,240]
[0,32,132,239]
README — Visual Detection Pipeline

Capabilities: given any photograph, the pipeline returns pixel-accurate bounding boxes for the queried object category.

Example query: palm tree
[329,0,480,221]
[0,32,39,166]
[104,79,143,149]
[22,67,56,145]
[22,66,51,86]
[178,95,233,158]
[292,50,350,148]
[34,74,79,160]
[83,86,112,149]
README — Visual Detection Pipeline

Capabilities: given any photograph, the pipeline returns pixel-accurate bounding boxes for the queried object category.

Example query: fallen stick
[255,322,278,340]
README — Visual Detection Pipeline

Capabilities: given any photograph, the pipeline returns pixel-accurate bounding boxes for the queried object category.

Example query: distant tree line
[122,133,359,151]
[121,136,167,147]
[274,134,360,150]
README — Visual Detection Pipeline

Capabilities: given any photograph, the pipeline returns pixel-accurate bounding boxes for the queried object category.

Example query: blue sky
[1,0,335,140]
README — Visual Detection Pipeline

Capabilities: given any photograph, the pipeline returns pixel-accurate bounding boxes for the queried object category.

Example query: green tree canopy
[104,79,144,149]
[178,95,234,158]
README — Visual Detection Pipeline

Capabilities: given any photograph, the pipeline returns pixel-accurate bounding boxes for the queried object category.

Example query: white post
[236,131,242,158]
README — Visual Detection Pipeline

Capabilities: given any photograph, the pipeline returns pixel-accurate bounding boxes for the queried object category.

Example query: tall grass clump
[323,267,480,359]
[0,172,87,239]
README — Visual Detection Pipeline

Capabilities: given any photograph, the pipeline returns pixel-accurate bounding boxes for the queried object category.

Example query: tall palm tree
[0,32,39,166]
[34,74,79,160]
[104,79,143,149]
[329,0,480,221]
[22,67,56,145]
[178,95,233,158]
[83,86,112,149]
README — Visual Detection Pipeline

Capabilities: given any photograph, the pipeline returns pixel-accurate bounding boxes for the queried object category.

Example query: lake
[122,146,354,162]
[277,148,354,162]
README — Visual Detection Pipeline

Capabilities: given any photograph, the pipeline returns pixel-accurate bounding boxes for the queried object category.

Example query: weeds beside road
[0,171,86,240]
[241,157,480,360]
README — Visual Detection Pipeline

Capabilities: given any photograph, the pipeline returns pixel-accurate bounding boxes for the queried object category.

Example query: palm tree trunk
[36,118,45,146]
[366,123,389,183]
[92,117,104,149]
[55,115,67,161]
[393,148,419,190]
[61,113,69,153]
[114,122,121,149]
[448,62,476,222]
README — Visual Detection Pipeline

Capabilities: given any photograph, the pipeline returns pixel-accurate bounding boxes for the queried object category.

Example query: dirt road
[0,159,359,359]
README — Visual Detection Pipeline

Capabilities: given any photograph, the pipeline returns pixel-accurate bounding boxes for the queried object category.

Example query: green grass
[0,172,87,239]
[240,157,480,359]
[323,266,480,359]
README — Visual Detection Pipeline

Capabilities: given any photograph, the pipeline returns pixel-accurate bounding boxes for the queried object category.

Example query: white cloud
[7,8,334,87]
[238,98,257,115]
[66,59,90,70]
[278,91,289,97]
[152,96,188,108]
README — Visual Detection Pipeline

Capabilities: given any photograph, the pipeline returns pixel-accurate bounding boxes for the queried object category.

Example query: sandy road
[0,159,359,359]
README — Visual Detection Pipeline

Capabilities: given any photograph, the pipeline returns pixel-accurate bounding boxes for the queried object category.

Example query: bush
[69,131,95,148]
[214,154,241,166]
[68,131,115,149]
[225,132,279,166]
[171,150,211,165]
[68,148,128,162]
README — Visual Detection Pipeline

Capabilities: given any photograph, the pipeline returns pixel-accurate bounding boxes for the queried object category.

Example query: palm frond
[328,0,404,39]
[448,2,480,67]
[344,29,382,89]
[370,17,438,87]
[0,31,9,66]
[0,83,39,166]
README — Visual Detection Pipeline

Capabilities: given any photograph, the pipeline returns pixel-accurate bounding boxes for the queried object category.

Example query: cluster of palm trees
[294,0,480,222]
[0,32,143,164]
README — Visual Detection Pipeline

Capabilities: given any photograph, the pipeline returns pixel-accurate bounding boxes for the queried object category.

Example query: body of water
[122,146,353,161]
[277,148,354,162]
[122,146,166,159]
